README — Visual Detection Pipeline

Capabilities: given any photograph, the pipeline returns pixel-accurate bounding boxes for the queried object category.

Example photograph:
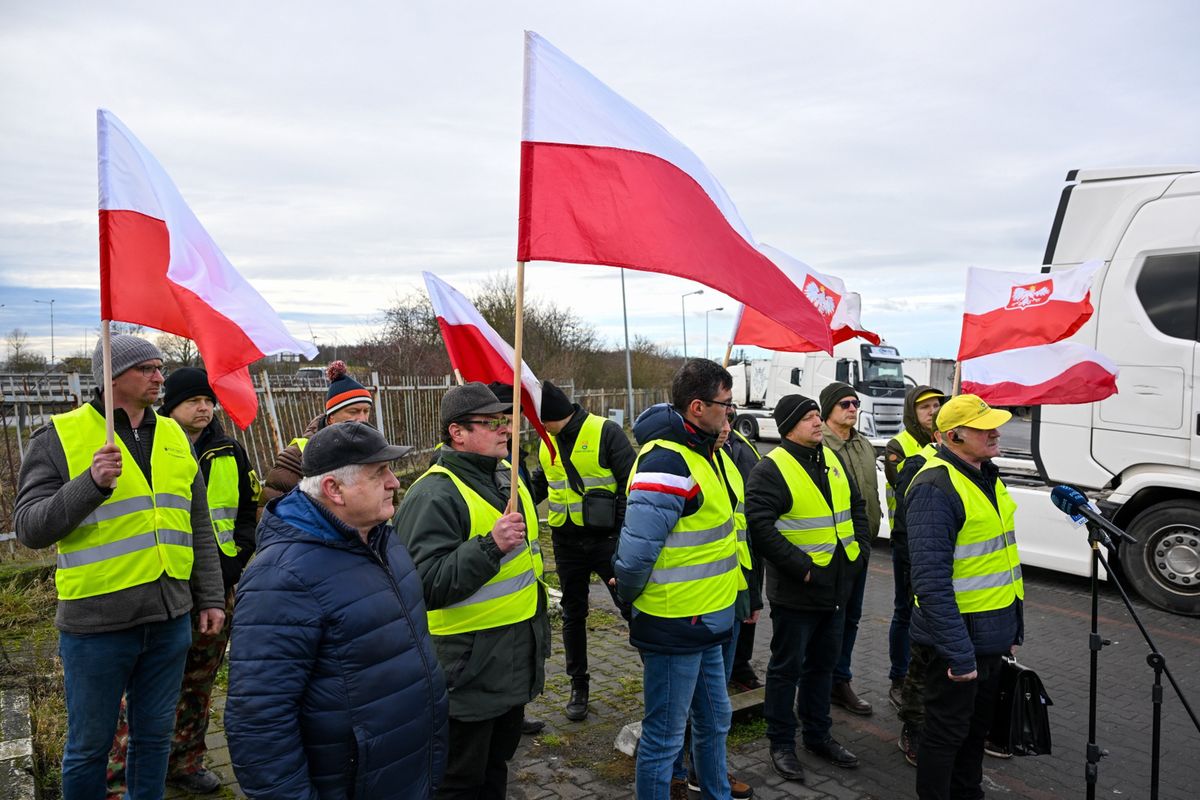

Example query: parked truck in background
[903,357,956,395]
[729,340,906,442]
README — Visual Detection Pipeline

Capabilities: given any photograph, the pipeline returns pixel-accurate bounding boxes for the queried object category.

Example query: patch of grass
[0,571,58,633]
[542,571,561,590]
[612,675,643,708]
[727,717,767,747]
[213,658,229,692]
[543,673,571,694]
[585,609,619,631]
[538,732,567,748]
[28,628,65,798]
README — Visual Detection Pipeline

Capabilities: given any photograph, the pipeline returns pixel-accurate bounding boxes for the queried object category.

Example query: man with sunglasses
[14,335,225,798]
[395,382,550,799]
[819,381,883,717]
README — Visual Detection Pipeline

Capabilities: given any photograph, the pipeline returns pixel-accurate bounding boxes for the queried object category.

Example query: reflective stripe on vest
[538,413,618,527]
[886,429,923,516]
[204,453,241,557]
[630,440,739,618]
[719,448,752,591]
[52,405,197,600]
[912,455,1023,614]
[415,462,544,635]
[765,446,860,567]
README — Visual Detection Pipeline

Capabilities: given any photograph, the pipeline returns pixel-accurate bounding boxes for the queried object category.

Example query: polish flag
[517,31,832,354]
[958,261,1101,360]
[423,272,555,459]
[97,110,316,428]
[730,245,879,352]
[960,342,1118,406]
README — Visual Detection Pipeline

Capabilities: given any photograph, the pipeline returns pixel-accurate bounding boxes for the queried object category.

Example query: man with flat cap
[394,382,549,799]
[225,422,448,799]
[746,394,870,783]
[906,395,1024,800]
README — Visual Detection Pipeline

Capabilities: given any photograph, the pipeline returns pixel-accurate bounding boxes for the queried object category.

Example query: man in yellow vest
[108,367,261,795]
[746,394,869,783]
[394,382,549,799]
[531,380,635,722]
[14,335,225,799]
[906,394,1024,800]
[614,359,744,800]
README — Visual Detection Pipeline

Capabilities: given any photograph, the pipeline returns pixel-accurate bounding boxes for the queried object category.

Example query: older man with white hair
[225,422,448,799]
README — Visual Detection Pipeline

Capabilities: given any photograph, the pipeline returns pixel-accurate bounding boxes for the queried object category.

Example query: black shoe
[521,717,545,735]
[729,673,763,692]
[168,768,222,794]
[888,678,904,711]
[565,682,589,721]
[769,747,806,783]
[804,738,859,769]
[831,681,873,716]
[899,724,919,767]
[984,739,1012,759]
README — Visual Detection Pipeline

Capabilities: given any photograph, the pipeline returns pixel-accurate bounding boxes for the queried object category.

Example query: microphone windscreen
[1050,484,1086,515]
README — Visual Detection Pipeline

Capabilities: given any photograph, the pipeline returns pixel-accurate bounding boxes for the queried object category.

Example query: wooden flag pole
[508,260,527,513]
[453,368,465,386]
[101,320,115,444]
[722,342,734,369]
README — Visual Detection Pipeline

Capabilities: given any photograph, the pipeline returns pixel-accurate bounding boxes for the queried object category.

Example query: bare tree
[5,328,48,373]
[157,334,201,367]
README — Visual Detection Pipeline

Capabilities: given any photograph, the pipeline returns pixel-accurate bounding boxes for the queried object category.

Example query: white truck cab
[1035,165,1200,615]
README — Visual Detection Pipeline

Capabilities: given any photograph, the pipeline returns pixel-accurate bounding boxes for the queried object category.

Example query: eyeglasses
[838,399,862,410]
[457,416,511,431]
[704,398,737,411]
[132,364,164,377]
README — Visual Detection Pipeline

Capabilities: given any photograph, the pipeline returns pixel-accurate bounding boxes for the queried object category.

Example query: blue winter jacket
[613,403,736,653]
[226,491,449,799]
[907,445,1024,675]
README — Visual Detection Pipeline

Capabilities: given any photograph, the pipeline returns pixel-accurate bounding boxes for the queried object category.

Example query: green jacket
[821,423,882,541]
[393,448,549,722]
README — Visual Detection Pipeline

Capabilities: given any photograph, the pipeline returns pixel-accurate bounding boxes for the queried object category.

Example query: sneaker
[688,770,754,798]
[984,739,1012,759]
[899,723,919,768]
[888,678,904,711]
[167,768,222,794]
[669,777,690,800]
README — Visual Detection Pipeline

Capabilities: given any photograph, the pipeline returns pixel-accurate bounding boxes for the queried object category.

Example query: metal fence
[0,372,669,538]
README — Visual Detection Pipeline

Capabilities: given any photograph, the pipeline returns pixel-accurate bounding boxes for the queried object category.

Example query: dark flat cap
[301,421,413,476]
[440,382,512,427]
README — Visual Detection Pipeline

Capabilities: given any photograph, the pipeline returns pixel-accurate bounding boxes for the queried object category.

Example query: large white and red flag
[958,261,1101,360]
[730,245,880,352]
[97,109,316,428]
[423,272,555,459]
[961,342,1118,406]
[517,31,832,354]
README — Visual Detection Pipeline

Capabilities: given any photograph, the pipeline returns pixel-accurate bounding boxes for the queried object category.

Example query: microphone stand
[1079,517,1200,800]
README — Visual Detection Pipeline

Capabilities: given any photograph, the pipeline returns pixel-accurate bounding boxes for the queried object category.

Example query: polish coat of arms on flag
[803,275,841,320]
[1005,279,1053,310]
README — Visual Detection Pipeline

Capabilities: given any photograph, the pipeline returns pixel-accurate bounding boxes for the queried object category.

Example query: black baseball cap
[301,421,413,476]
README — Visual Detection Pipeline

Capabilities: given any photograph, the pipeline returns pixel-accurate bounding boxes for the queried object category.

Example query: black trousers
[730,619,758,682]
[914,645,1004,800]
[552,530,627,683]
[437,705,524,800]
[763,605,845,749]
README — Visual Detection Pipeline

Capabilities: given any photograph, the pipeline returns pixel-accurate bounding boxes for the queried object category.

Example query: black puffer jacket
[907,445,1024,675]
[746,439,869,612]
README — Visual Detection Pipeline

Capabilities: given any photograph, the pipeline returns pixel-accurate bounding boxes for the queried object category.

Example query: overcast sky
[2,1,1198,369]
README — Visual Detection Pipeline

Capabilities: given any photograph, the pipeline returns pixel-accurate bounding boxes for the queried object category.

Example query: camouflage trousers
[107,590,235,798]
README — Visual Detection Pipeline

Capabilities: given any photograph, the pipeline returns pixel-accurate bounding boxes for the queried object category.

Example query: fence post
[371,371,385,441]
[260,372,286,453]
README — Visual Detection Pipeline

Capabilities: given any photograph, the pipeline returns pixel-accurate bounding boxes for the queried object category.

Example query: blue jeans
[671,618,741,780]
[638,645,732,799]
[833,561,868,684]
[60,614,192,800]
[888,540,913,681]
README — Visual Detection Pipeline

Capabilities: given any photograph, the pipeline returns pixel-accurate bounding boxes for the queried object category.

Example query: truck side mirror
[835,359,850,384]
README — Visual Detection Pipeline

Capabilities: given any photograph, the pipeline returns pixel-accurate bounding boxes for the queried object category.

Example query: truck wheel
[734,416,758,440]
[1123,500,1200,617]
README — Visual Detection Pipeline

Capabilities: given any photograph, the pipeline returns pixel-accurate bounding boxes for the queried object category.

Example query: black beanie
[486,382,514,405]
[773,394,819,438]
[540,381,574,422]
[158,367,215,417]
[819,381,858,420]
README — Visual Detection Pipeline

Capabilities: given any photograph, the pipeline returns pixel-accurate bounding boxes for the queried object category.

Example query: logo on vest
[1005,279,1053,310]
[831,466,841,479]
[578,441,590,452]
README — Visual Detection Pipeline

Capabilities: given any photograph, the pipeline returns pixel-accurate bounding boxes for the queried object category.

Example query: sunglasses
[457,416,511,431]
[838,399,862,410]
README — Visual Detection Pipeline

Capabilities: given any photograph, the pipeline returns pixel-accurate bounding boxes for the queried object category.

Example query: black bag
[988,656,1053,757]
[560,438,620,530]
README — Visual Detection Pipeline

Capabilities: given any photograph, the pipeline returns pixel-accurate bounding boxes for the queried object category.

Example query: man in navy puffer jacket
[226,422,448,799]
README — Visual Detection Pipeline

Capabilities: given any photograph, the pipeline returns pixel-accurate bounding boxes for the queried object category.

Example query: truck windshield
[862,357,905,387]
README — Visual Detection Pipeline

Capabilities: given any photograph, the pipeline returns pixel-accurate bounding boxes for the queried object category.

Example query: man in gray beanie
[14,334,225,798]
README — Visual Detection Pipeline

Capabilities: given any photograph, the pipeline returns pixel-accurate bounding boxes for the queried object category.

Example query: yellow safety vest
[415,461,544,636]
[629,440,740,618]
[290,437,308,452]
[538,413,619,527]
[51,405,197,600]
[912,455,1024,614]
[202,450,241,557]
[731,429,761,460]
[718,448,752,590]
[765,446,860,567]
[886,430,923,517]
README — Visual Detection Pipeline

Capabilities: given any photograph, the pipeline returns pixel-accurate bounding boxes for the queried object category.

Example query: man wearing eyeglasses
[818,381,883,717]
[394,382,549,799]
[14,335,225,799]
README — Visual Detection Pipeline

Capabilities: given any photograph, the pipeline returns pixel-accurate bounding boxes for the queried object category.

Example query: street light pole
[34,299,55,365]
[705,307,724,360]
[680,289,704,359]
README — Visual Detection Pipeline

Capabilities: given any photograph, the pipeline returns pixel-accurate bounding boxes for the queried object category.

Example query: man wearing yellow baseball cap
[904,394,1024,800]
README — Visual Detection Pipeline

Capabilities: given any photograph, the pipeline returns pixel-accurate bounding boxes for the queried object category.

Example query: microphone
[1050,485,1135,545]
